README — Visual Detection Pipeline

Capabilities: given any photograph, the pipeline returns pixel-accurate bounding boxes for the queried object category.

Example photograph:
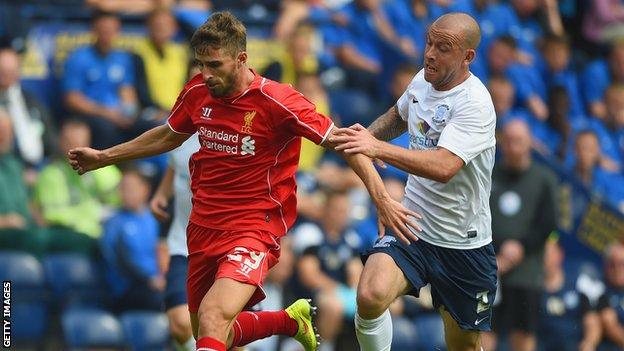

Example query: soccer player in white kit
[331,13,497,350]
[150,136,199,351]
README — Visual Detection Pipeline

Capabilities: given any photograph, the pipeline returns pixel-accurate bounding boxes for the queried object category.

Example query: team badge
[241,110,256,133]
[433,104,450,125]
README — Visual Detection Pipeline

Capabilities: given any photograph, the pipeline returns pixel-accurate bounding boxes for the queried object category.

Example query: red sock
[196,336,226,351]
[230,310,298,347]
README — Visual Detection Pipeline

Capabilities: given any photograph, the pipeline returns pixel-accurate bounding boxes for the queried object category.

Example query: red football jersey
[167,70,334,237]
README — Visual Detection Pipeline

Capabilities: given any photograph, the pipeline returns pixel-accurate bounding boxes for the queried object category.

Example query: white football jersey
[166,134,200,256]
[397,69,496,249]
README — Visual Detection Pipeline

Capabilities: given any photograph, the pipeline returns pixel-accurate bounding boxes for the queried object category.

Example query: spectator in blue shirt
[541,34,586,118]
[100,166,163,312]
[539,237,602,351]
[581,42,624,120]
[63,11,157,149]
[487,35,550,121]
[334,0,417,95]
[295,189,363,349]
[588,84,624,172]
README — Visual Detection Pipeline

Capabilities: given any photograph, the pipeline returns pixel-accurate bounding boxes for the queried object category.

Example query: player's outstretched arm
[331,124,463,183]
[367,105,408,142]
[68,124,190,175]
[323,127,422,245]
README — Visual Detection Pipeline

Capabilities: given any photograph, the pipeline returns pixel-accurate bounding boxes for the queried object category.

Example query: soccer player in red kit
[68,12,419,351]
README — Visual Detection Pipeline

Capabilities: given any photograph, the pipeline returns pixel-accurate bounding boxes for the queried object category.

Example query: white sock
[355,310,392,351]
[174,336,196,351]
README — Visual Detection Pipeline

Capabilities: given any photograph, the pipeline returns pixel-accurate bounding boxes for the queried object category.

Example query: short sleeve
[167,85,197,135]
[62,51,84,94]
[437,101,496,164]
[269,88,334,145]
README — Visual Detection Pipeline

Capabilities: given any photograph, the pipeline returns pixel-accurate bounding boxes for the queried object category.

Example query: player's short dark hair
[494,35,517,50]
[91,10,118,24]
[190,11,246,56]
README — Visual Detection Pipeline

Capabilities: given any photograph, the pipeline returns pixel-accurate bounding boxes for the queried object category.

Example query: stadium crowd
[1,0,624,350]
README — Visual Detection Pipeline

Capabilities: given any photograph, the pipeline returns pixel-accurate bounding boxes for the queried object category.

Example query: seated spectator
[539,236,602,351]
[333,0,416,95]
[541,34,585,118]
[0,48,56,168]
[294,189,362,350]
[583,0,624,44]
[383,0,434,63]
[488,75,533,124]
[134,8,188,114]
[509,0,565,58]
[100,166,164,312]
[85,0,173,15]
[0,110,47,257]
[34,119,121,256]
[263,22,320,85]
[570,130,624,212]
[598,242,624,350]
[172,0,212,34]
[62,11,158,149]
[487,35,549,121]
[590,84,624,170]
[581,42,624,120]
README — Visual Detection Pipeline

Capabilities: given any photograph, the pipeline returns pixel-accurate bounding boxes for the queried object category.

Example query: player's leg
[355,252,412,351]
[165,255,194,350]
[440,306,482,351]
[427,242,497,351]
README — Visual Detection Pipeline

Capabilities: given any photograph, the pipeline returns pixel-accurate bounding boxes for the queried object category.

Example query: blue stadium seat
[43,254,111,309]
[0,251,45,287]
[413,314,446,351]
[62,308,125,349]
[120,311,170,351]
[11,302,48,342]
[0,251,49,344]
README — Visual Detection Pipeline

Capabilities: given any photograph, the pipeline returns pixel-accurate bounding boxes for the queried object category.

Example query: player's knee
[197,303,235,332]
[169,313,193,340]
[356,282,390,316]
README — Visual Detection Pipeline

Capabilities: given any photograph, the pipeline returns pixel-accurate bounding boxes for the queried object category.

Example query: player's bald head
[430,13,481,50]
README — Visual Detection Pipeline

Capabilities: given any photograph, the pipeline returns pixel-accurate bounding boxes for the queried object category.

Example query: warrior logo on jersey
[433,104,450,125]
[241,111,257,133]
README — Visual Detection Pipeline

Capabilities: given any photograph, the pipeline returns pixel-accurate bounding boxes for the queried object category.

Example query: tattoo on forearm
[367,105,408,141]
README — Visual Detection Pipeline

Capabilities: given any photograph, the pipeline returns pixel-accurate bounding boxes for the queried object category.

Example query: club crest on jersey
[241,110,257,133]
[200,107,213,120]
[433,104,450,125]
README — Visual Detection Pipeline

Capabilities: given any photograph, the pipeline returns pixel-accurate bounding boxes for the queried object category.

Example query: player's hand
[67,147,105,175]
[375,195,422,245]
[150,193,170,222]
[331,124,383,159]
[500,239,524,267]
[0,213,26,229]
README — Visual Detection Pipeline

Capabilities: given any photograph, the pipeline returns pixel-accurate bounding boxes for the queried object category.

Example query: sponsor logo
[241,136,256,156]
[417,120,430,135]
[474,316,488,325]
[241,110,257,133]
[200,107,213,120]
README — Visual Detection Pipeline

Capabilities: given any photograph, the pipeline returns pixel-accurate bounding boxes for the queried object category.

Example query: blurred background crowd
[1,0,624,350]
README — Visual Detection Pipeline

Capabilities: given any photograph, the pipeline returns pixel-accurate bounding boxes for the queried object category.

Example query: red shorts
[186,222,281,313]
